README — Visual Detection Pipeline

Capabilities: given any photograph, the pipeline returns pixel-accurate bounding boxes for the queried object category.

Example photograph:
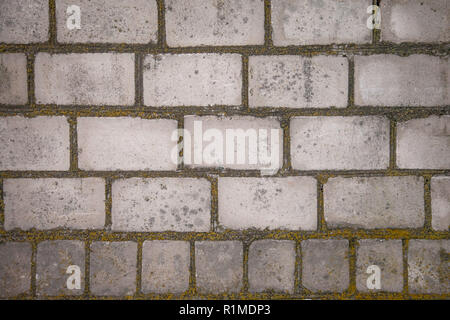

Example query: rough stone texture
[0,0,49,44]
[271,0,372,45]
[183,116,282,172]
[408,240,449,294]
[0,242,31,298]
[218,177,317,231]
[0,53,28,104]
[248,240,296,293]
[355,55,448,107]
[290,116,390,170]
[397,116,450,169]
[90,241,137,296]
[142,241,190,294]
[35,53,135,105]
[112,178,211,232]
[381,0,449,43]
[431,177,450,231]
[356,240,403,293]
[324,176,425,229]
[195,241,243,293]
[165,0,264,46]
[4,178,105,230]
[0,116,70,171]
[301,240,349,293]
[56,0,158,44]
[249,55,348,108]
[143,54,242,106]
[36,240,85,296]
[77,117,177,171]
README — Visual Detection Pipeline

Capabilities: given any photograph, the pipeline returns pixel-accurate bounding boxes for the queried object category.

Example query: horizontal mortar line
[0,106,449,117]
[3,292,449,300]
[0,229,448,241]
[0,42,449,55]
[0,169,449,179]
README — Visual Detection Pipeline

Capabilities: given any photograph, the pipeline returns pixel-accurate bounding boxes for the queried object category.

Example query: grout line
[209,176,219,232]
[242,55,249,110]
[104,178,113,230]
[177,115,185,170]
[281,116,292,173]
[348,238,357,296]
[242,241,250,293]
[347,55,355,108]
[157,0,167,49]
[0,179,4,230]
[26,53,35,108]
[188,240,197,295]
[389,119,397,169]
[49,0,57,45]
[69,116,78,171]
[135,53,144,107]
[423,175,432,231]
[84,240,91,298]
[264,0,273,47]
[317,176,327,233]
[294,240,302,294]
[402,239,409,294]
[136,239,143,297]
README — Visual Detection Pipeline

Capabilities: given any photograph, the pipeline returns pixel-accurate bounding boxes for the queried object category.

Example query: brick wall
[0,0,448,299]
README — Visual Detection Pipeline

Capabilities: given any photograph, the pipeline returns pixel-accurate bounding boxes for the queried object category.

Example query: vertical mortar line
[347,55,355,108]
[157,0,167,49]
[84,240,91,298]
[316,177,327,233]
[389,119,397,169]
[104,177,113,230]
[49,0,57,45]
[177,115,185,171]
[242,241,249,293]
[188,240,197,295]
[69,116,78,172]
[31,241,38,298]
[135,53,144,107]
[242,55,249,110]
[402,239,409,294]
[26,53,35,108]
[210,176,219,232]
[372,0,381,44]
[294,240,302,294]
[136,239,143,297]
[348,238,357,296]
[281,116,292,173]
[264,0,273,47]
[423,175,432,231]
[0,179,4,230]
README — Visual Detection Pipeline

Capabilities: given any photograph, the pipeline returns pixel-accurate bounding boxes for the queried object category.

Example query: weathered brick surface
[35,53,135,105]
[248,240,296,293]
[408,240,449,294]
[143,54,242,106]
[90,241,137,296]
[0,0,49,44]
[249,55,348,108]
[271,0,372,45]
[381,0,449,43]
[218,177,317,231]
[0,53,28,104]
[301,240,349,293]
[431,177,450,231]
[4,178,105,230]
[0,242,31,298]
[397,116,450,169]
[355,55,448,107]
[56,0,158,44]
[195,241,243,293]
[36,240,85,296]
[0,116,70,171]
[112,178,211,232]
[183,115,282,171]
[356,240,403,293]
[142,241,190,294]
[324,176,425,229]
[291,116,390,170]
[165,0,264,46]
[77,117,177,171]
